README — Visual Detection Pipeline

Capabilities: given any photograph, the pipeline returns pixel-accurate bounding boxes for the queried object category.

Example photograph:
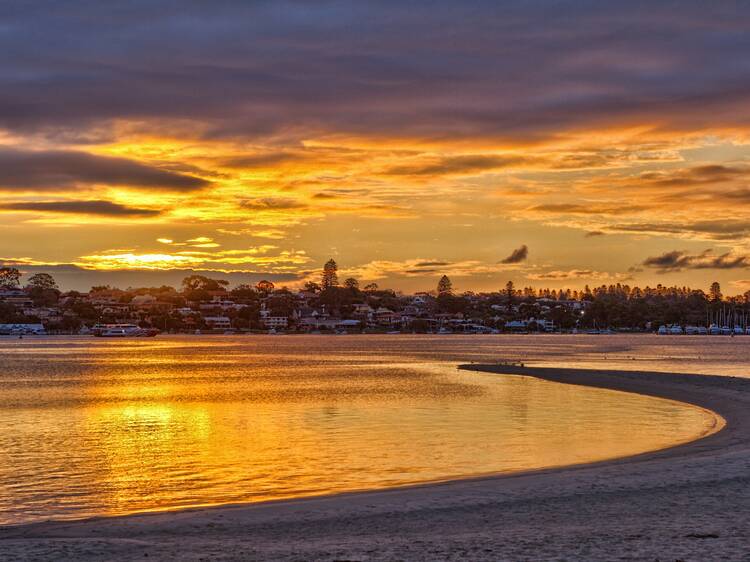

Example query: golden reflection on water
[0,336,720,525]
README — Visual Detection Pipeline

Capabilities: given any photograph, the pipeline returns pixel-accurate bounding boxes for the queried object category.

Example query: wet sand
[1,365,749,561]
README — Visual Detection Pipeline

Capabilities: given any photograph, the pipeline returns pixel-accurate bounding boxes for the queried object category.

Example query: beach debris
[493,360,525,367]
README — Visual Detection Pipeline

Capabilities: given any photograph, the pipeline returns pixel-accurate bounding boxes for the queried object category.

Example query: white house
[203,316,232,330]
[262,316,288,329]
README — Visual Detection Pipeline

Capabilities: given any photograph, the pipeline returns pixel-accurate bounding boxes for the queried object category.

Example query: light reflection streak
[0,336,719,525]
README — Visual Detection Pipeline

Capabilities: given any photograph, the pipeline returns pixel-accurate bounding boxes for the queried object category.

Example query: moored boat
[92,324,158,337]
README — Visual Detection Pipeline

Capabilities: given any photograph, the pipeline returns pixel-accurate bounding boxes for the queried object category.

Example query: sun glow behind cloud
[76,244,311,272]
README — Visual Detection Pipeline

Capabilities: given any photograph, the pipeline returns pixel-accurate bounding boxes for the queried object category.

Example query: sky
[2,1,750,292]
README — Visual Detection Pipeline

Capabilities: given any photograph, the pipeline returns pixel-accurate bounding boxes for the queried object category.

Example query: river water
[0,334,724,525]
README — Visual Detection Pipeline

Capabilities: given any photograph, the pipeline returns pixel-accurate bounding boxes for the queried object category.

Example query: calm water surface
[0,335,724,525]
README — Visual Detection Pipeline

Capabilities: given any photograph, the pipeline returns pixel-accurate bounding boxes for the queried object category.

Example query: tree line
[0,261,745,331]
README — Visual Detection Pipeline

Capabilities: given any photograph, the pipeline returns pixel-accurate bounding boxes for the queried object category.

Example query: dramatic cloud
[642,250,750,272]
[610,220,750,241]
[643,251,692,271]
[384,155,526,176]
[239,198,307,211]
[0,148,209,192]
[78,246,309,271]
[3,2,750,291]
[500,245,528,264]
[638,165,749,188]
[0,2,748,141]
[0,200,161,216]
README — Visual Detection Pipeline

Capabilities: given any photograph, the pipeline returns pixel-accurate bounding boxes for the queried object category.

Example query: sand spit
[1,366,749,561]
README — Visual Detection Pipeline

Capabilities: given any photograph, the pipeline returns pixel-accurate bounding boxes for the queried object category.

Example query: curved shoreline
[2,366,750,561]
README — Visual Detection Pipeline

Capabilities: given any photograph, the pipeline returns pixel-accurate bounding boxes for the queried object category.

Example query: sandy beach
[2,365,749,561]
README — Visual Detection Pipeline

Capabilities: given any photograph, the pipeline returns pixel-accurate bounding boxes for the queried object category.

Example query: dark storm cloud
[1,1,749,141]
[642,250,750,272]
[0,200,161,217]
[500,245,528,264]
[0,148,210,192]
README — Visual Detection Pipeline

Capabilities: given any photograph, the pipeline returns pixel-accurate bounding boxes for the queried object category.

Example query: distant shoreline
[6,331,750,337]
[2,365,749,560]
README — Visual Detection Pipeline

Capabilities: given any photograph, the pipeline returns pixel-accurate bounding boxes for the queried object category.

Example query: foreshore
[2,365,749,561]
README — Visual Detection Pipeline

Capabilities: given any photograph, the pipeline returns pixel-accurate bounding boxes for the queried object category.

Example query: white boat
[721,326,733,335]
[99,324,141,337]
[0,323,46,335]
[684,326,700,335]
[657,325,668,335]
[698,326,708,335]
[709,324,721,335]
[93,324,158,337]
[669,325,683,335]
[734,326,744,335]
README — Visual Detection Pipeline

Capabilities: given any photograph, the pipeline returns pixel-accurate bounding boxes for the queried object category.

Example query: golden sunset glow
[5,6,750,560]
[1,4,750,292]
